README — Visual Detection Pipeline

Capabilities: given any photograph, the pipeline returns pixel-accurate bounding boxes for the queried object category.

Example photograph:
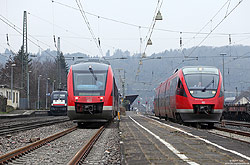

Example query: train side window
[176,79,187,97]
[16,93,18,103]
[219,82,224,97]
[13,92,15,103]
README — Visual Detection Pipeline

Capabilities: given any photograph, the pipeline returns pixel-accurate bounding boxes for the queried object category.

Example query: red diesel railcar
[154,66,224,127]
[67,60,119,126]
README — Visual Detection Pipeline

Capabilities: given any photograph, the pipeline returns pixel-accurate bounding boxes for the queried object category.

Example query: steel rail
[0,118,70,136]
[214,126,250,137]
[68,125,105,165]
[0,126,77,164]
[222,120,250,128]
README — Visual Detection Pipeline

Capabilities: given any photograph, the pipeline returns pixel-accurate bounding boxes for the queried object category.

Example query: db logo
[86,97,92,102]
[202,101,205,104]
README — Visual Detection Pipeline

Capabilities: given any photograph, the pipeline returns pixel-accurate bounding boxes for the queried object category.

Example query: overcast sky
[0,0,249,57]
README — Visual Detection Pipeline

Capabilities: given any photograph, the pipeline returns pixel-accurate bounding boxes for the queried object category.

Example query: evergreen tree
[55,52,68,90]
[13,46,32,98]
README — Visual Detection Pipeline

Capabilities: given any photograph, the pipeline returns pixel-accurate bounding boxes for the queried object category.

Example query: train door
[155,90,160,116]
[160,86,165,118]
[112,78,118,116]
[169,77,177,119]
[167,80,173,118]
[164,82,168,118]
[172,77,178,119]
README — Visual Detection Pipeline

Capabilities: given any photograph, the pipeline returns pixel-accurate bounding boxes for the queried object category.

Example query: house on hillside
[233,91,250,105]
[225,97,236,105]
[0,85,20,109]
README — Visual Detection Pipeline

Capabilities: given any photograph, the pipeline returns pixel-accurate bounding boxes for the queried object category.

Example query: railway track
[0,118,70,136]
[68,125,105,164]
[0,125,106,164]
[221,120,250,128]
[0,126,77,164]
[214,126,250,137]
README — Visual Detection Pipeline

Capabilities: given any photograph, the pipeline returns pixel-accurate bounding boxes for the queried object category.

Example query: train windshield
[53,94,66,100]
[73,71,107,96]
[184,74,219,98]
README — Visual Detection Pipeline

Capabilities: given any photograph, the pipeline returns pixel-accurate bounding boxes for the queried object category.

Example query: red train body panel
[154,66,224,125]
[67,61,118,124]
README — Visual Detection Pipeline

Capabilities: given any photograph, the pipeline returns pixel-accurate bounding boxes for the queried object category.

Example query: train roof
[74,58,110,65]
[180,66,219,75]
[72,61,109,71]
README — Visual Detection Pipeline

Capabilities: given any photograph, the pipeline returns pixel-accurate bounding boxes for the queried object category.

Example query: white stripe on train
[67,106,112,111]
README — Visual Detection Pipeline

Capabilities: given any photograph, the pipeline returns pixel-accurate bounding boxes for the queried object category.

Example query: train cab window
[53,94,66,100]
[73,71,107,96]
[219,82,224,97]
[184,73,219,98]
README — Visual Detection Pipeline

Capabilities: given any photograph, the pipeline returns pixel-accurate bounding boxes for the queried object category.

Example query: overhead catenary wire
[51,0,250,37]
[0,14,53,50]
[75,0,105,59]
[185,0,244,58]
[183,0,232,47]
[154,0,245,78]
[0,14,56,59]
[135,0,163,81]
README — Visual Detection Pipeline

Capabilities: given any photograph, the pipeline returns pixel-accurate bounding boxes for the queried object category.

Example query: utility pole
[37,75,42,109]
[123,70,126,98]
[57,37,61,90]
[45,78,50,109]
[22,11,28,90]
[11,64,16,103]
[52,80,56,92]
[235,87,238,98]
[116,69,126,99]
[27,70,31,109]
[220,53,226,91]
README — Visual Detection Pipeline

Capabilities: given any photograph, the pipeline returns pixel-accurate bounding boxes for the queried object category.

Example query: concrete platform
[0,110,49,118]
[120,111,250,165]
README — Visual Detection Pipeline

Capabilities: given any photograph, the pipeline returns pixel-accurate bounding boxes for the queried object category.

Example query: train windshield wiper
[202,79,214,92]
[89,67,97,81]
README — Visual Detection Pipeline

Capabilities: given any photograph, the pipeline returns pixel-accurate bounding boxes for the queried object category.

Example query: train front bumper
[176,109,223,123]
[67,106,113,122]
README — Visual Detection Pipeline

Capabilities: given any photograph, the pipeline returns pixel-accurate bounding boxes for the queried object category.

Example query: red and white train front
[177,66,224,124]
[67,62,118,124]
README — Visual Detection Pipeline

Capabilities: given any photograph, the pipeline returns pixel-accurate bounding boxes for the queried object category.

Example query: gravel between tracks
[83,120,121,164]
[1,120,121,164]
[0,121,75,156]
[8,129,97,165]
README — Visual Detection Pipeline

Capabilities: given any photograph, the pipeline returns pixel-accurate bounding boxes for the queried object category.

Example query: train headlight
[190,90,194,94]
[75,97,78,101]
[212,91,216,94]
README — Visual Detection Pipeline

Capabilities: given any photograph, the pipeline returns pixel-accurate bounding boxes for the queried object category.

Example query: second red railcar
[154,66,224,127]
